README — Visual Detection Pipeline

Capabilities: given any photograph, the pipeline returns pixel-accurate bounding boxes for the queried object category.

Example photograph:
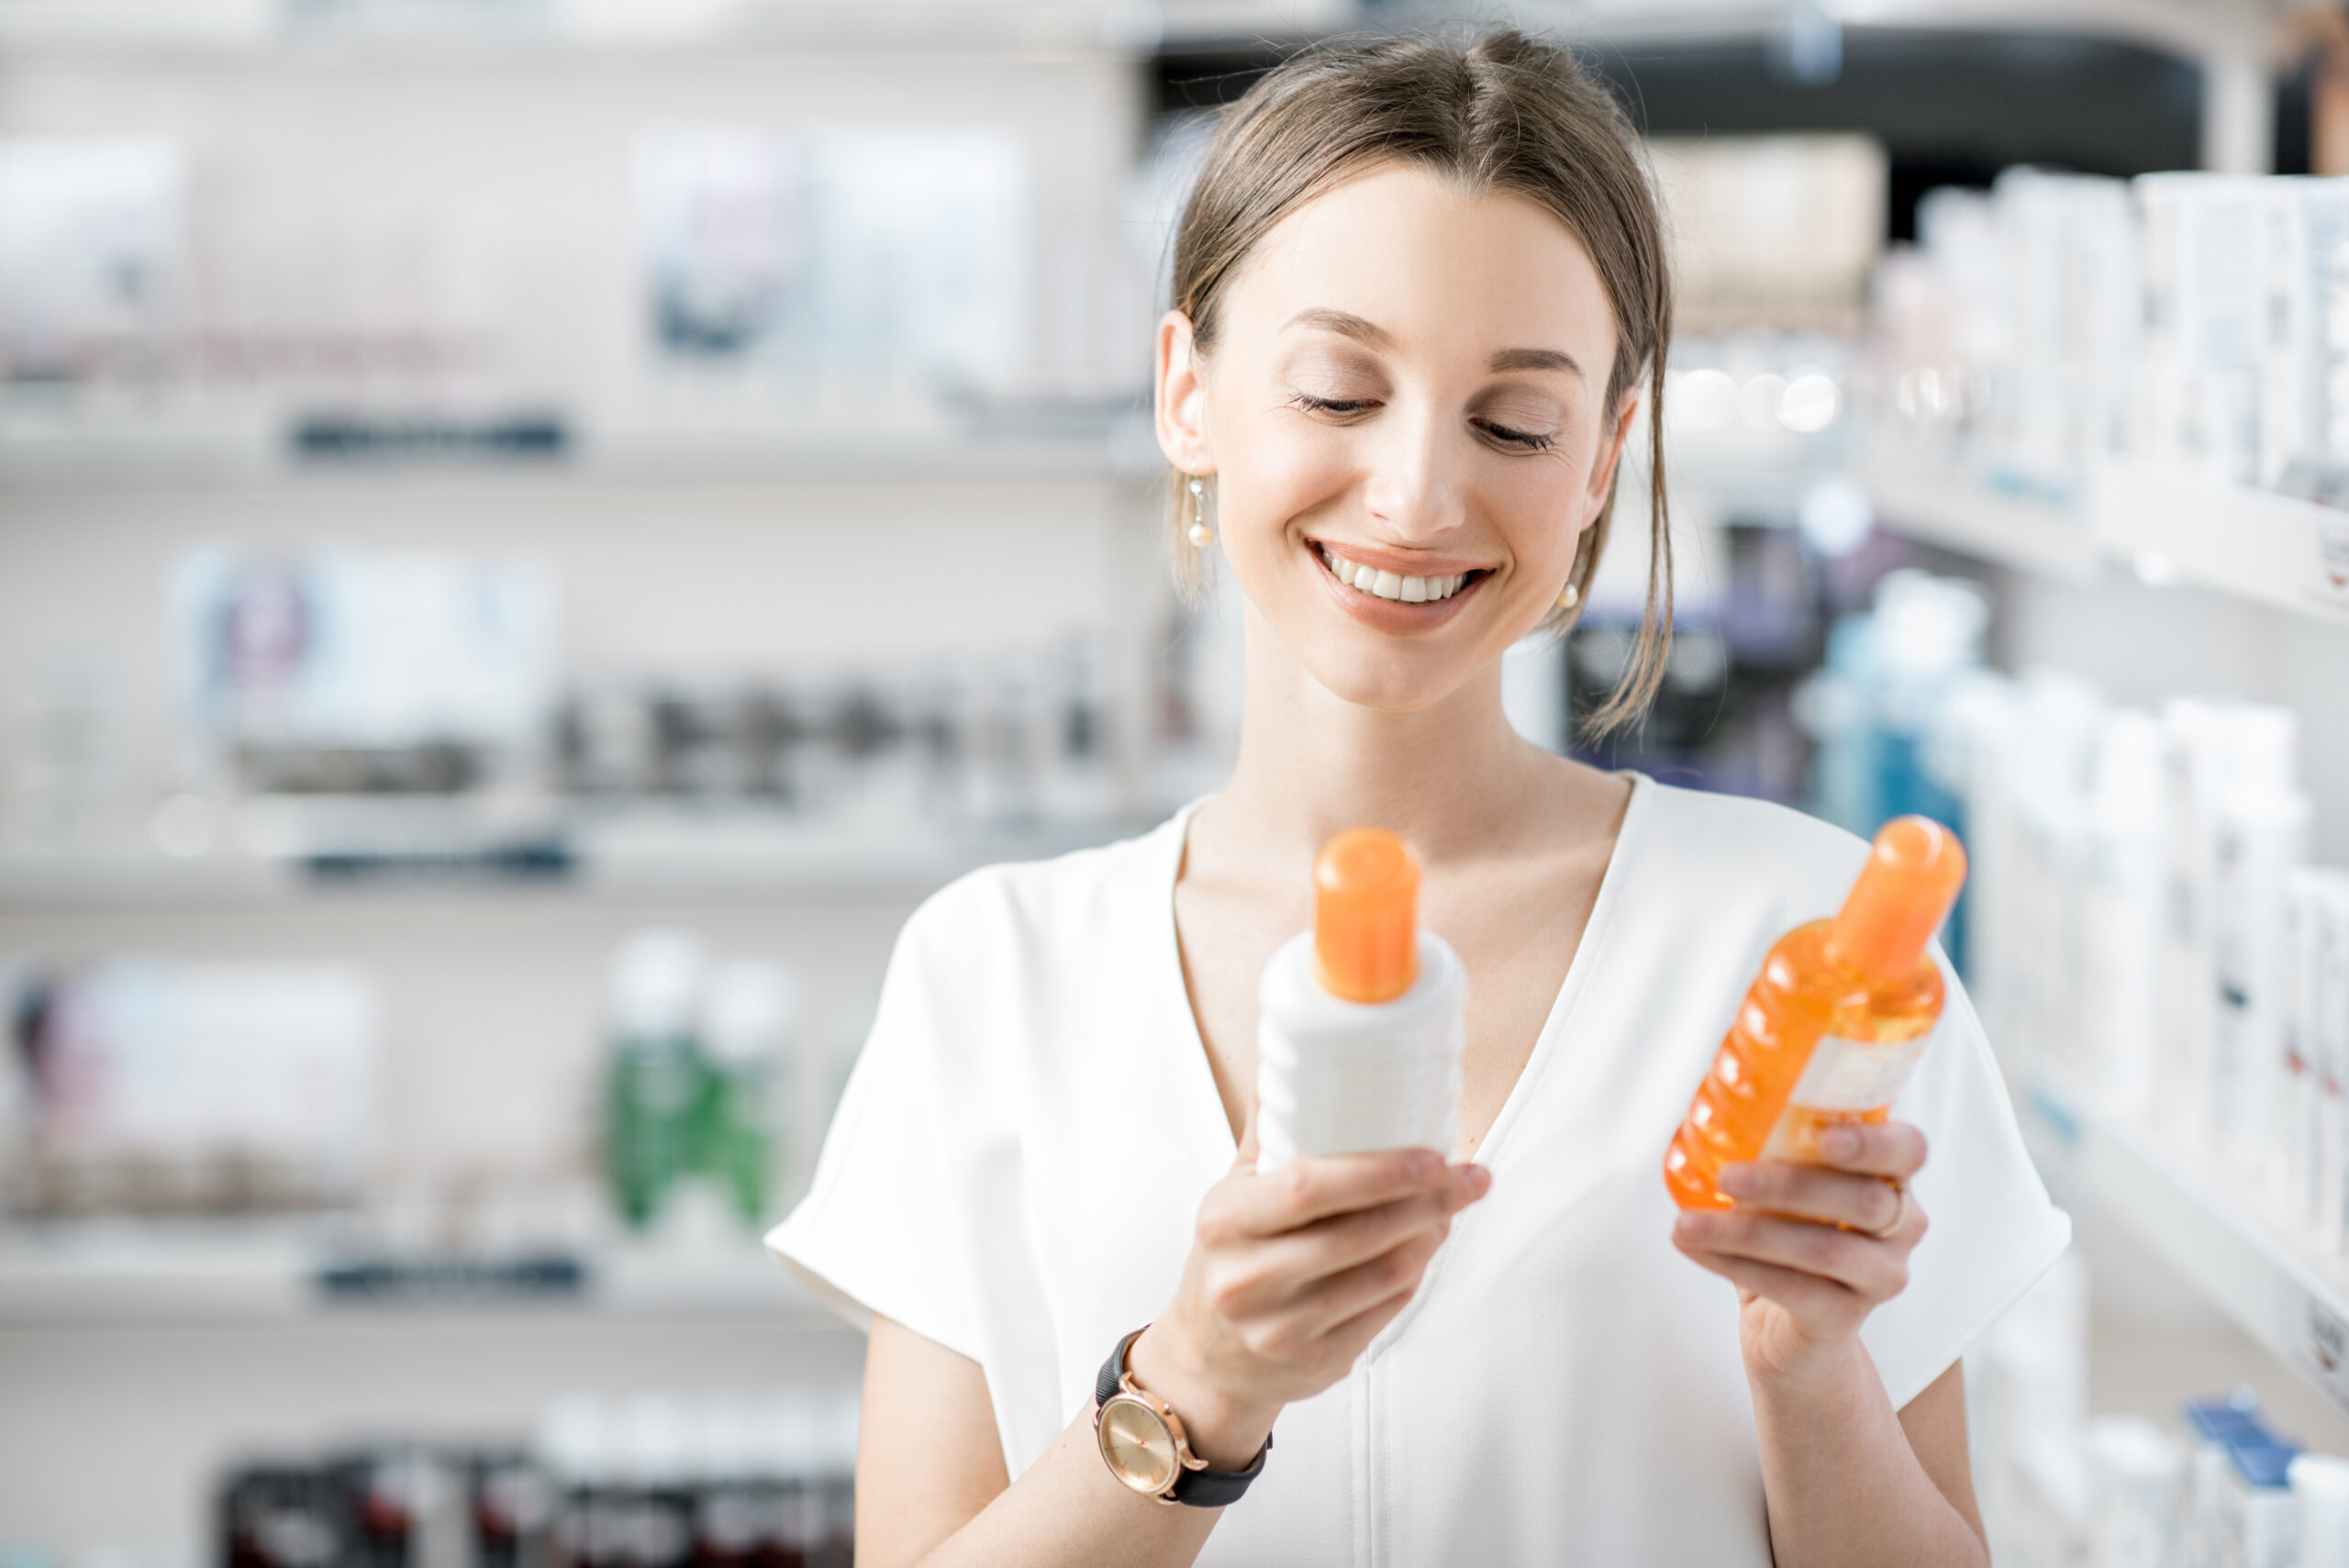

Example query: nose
[1360,400,1468,544]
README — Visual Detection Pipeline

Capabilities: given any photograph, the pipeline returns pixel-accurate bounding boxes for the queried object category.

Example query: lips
[1308,539,1492,632]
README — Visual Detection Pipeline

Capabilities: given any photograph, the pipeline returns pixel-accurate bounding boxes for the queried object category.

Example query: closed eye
[1475,417,1555,452]
[1293,393,1379,418]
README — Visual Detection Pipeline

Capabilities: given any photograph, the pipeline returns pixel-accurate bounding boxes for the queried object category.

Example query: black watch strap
[1095,1327,1272,1508]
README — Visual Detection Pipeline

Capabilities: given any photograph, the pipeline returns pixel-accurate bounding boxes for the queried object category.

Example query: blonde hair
[1165,28,1675,736]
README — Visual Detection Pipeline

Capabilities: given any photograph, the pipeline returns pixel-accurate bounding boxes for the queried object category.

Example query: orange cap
[1825,816,1970,981]
[1314,828,1421,1003]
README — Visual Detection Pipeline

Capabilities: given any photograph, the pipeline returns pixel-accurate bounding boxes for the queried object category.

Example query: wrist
[1126,1321,1279,1471]
[1742,1330,1869,1405]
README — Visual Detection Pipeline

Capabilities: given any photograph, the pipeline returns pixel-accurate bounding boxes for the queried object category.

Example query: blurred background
[4,0,2349,1562]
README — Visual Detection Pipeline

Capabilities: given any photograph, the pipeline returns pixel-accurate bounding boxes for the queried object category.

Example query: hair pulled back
[1167,28,1674,736]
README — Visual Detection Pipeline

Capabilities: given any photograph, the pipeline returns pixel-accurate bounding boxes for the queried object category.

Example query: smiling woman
[1163,32,1674,735]
[772,28,2062,1568]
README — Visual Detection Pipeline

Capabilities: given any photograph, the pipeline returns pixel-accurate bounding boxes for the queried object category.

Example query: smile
[1316,544,1479,604]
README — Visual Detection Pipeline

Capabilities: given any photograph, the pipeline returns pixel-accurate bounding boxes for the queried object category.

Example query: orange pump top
[1824,816,1969,981]
[1314,828,1421,1003]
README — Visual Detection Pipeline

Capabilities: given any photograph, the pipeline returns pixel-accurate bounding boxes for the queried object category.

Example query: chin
[1295,633,1487,715]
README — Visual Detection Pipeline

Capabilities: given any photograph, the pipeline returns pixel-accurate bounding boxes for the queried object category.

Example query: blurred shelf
[1857,445,2103,584]
[0,0,1130,55]
[1861,445,2349,627]
[0,1218,844,1328]
[0,811,1128,910]
[0,411,1163,489]
[2019,1076,2349,1421]
[2096,462,2349,628]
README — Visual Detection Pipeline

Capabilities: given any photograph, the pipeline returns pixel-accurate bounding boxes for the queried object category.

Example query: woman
[773,30,2066,1567]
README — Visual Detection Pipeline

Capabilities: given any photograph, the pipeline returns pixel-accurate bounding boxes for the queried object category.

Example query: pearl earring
[1186,476,1214,549]
[1556,580,1581,611]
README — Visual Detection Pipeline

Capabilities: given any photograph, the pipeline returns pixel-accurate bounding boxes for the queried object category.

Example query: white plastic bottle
[2081,709,2166,1118]
[2307,873,2349,1252]
[2161,698,2228,1138]
[2285,873,2322,1226]
[2209,706,2312,1178]
[2291,1453,2349,1568]
[1256,828,1465,1170]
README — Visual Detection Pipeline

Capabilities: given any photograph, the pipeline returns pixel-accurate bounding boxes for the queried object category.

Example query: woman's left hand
[1671,1120,1930,1389]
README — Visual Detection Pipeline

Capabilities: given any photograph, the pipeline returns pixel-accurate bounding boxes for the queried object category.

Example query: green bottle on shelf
[607,929,708,1229]
[696,958,796,1227]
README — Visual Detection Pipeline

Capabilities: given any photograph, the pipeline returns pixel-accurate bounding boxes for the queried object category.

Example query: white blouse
[770,775,2070,1565]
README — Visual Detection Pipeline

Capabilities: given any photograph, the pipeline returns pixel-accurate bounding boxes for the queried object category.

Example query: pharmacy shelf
[0,410,1163,488]
[0,0,1134,55]
[0,1218,847,1328]
[1856,446,2103,584]
[1859,444,2349,627]
[2018,1076,2349,1420]
[2096,462,2349,628]
[0,813,1127,910]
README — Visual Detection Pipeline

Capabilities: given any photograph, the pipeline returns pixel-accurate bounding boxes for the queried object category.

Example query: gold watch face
[1097,1396,1179,1494]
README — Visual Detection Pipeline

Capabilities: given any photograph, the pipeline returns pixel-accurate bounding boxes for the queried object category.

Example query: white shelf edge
[2093,462,2349,628]
[0,817,1129,910]
[1859,442,2349,628]
[0,1224,850,1329]
[1857,446,2103,585]
[0,417,1163,489]
[2019,1076,2349,1420]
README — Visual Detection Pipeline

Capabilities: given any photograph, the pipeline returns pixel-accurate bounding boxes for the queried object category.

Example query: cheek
[1220,417,1357,540]
[1489,458,1596,567]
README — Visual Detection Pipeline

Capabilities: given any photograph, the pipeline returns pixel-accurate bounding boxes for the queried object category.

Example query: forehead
[1220,162,1618,373]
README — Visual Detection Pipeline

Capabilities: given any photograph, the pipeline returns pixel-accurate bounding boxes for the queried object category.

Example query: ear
[1583,389,1641,524]
[1155,309,1214,475]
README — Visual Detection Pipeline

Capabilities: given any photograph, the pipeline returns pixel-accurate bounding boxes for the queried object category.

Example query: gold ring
[1861,1178,1906,1241]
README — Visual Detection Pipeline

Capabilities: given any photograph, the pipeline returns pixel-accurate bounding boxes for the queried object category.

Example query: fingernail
[1411,1150,1442,1178]
[1718,1164,1754,1197]
[1466,1164,1493,1196]
[1820,1127,1860,1161]
[1675,1212,1715,1241]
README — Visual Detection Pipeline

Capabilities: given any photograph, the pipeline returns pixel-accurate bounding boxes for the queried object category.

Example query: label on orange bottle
[1761,1034,1925,1161]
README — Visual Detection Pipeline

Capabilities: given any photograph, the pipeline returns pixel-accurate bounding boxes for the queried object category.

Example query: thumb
[1233,1092,1261,1173]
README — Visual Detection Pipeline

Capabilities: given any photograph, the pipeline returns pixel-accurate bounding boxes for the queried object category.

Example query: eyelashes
[1290,393,1559,454]
[1292,393,1376,417]
[1475,418,1555,452]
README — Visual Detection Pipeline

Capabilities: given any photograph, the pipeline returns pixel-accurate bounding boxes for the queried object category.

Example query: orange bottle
[1664,817,1969,1210]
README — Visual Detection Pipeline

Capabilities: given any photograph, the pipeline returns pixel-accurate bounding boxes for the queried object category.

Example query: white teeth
[1319,546,1474,603]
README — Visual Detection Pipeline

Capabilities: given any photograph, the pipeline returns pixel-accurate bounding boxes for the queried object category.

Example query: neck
[1208,597,1561,869]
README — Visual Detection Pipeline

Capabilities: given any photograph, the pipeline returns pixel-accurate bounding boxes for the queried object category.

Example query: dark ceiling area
[1155,27,2210,241]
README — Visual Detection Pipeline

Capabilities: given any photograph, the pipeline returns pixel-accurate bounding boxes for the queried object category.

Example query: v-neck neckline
[1155,773,1653,1174]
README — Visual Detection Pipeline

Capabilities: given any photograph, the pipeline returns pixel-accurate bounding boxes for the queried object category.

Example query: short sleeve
[1859,957,2072,1407]
[766,900,976,1361]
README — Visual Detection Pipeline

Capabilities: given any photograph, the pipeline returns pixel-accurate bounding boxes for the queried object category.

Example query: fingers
[1806,1119,1928,1180]
[1292,1223,1450,1339]
[1259,1181,1478,1285]
[1214,1148,1485,1237]
[1718,1161,1903,1234]
[1198,1164,1487,1321]
[1674,1244,1861,1325]
[1672,1207,1916,1302]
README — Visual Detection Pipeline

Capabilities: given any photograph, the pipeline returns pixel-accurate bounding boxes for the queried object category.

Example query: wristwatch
[1092,1326,1272,1507]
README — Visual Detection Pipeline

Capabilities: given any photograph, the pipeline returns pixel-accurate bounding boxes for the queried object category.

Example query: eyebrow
[1284,308,1584,380]
[1488,346,1584,379]
[1285,307,1396,349]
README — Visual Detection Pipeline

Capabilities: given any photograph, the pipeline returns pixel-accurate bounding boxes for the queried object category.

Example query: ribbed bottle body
[1664,920,1945,1209]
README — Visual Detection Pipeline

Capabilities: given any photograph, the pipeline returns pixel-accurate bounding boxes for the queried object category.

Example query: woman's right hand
[1125,1113,1493,1469]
